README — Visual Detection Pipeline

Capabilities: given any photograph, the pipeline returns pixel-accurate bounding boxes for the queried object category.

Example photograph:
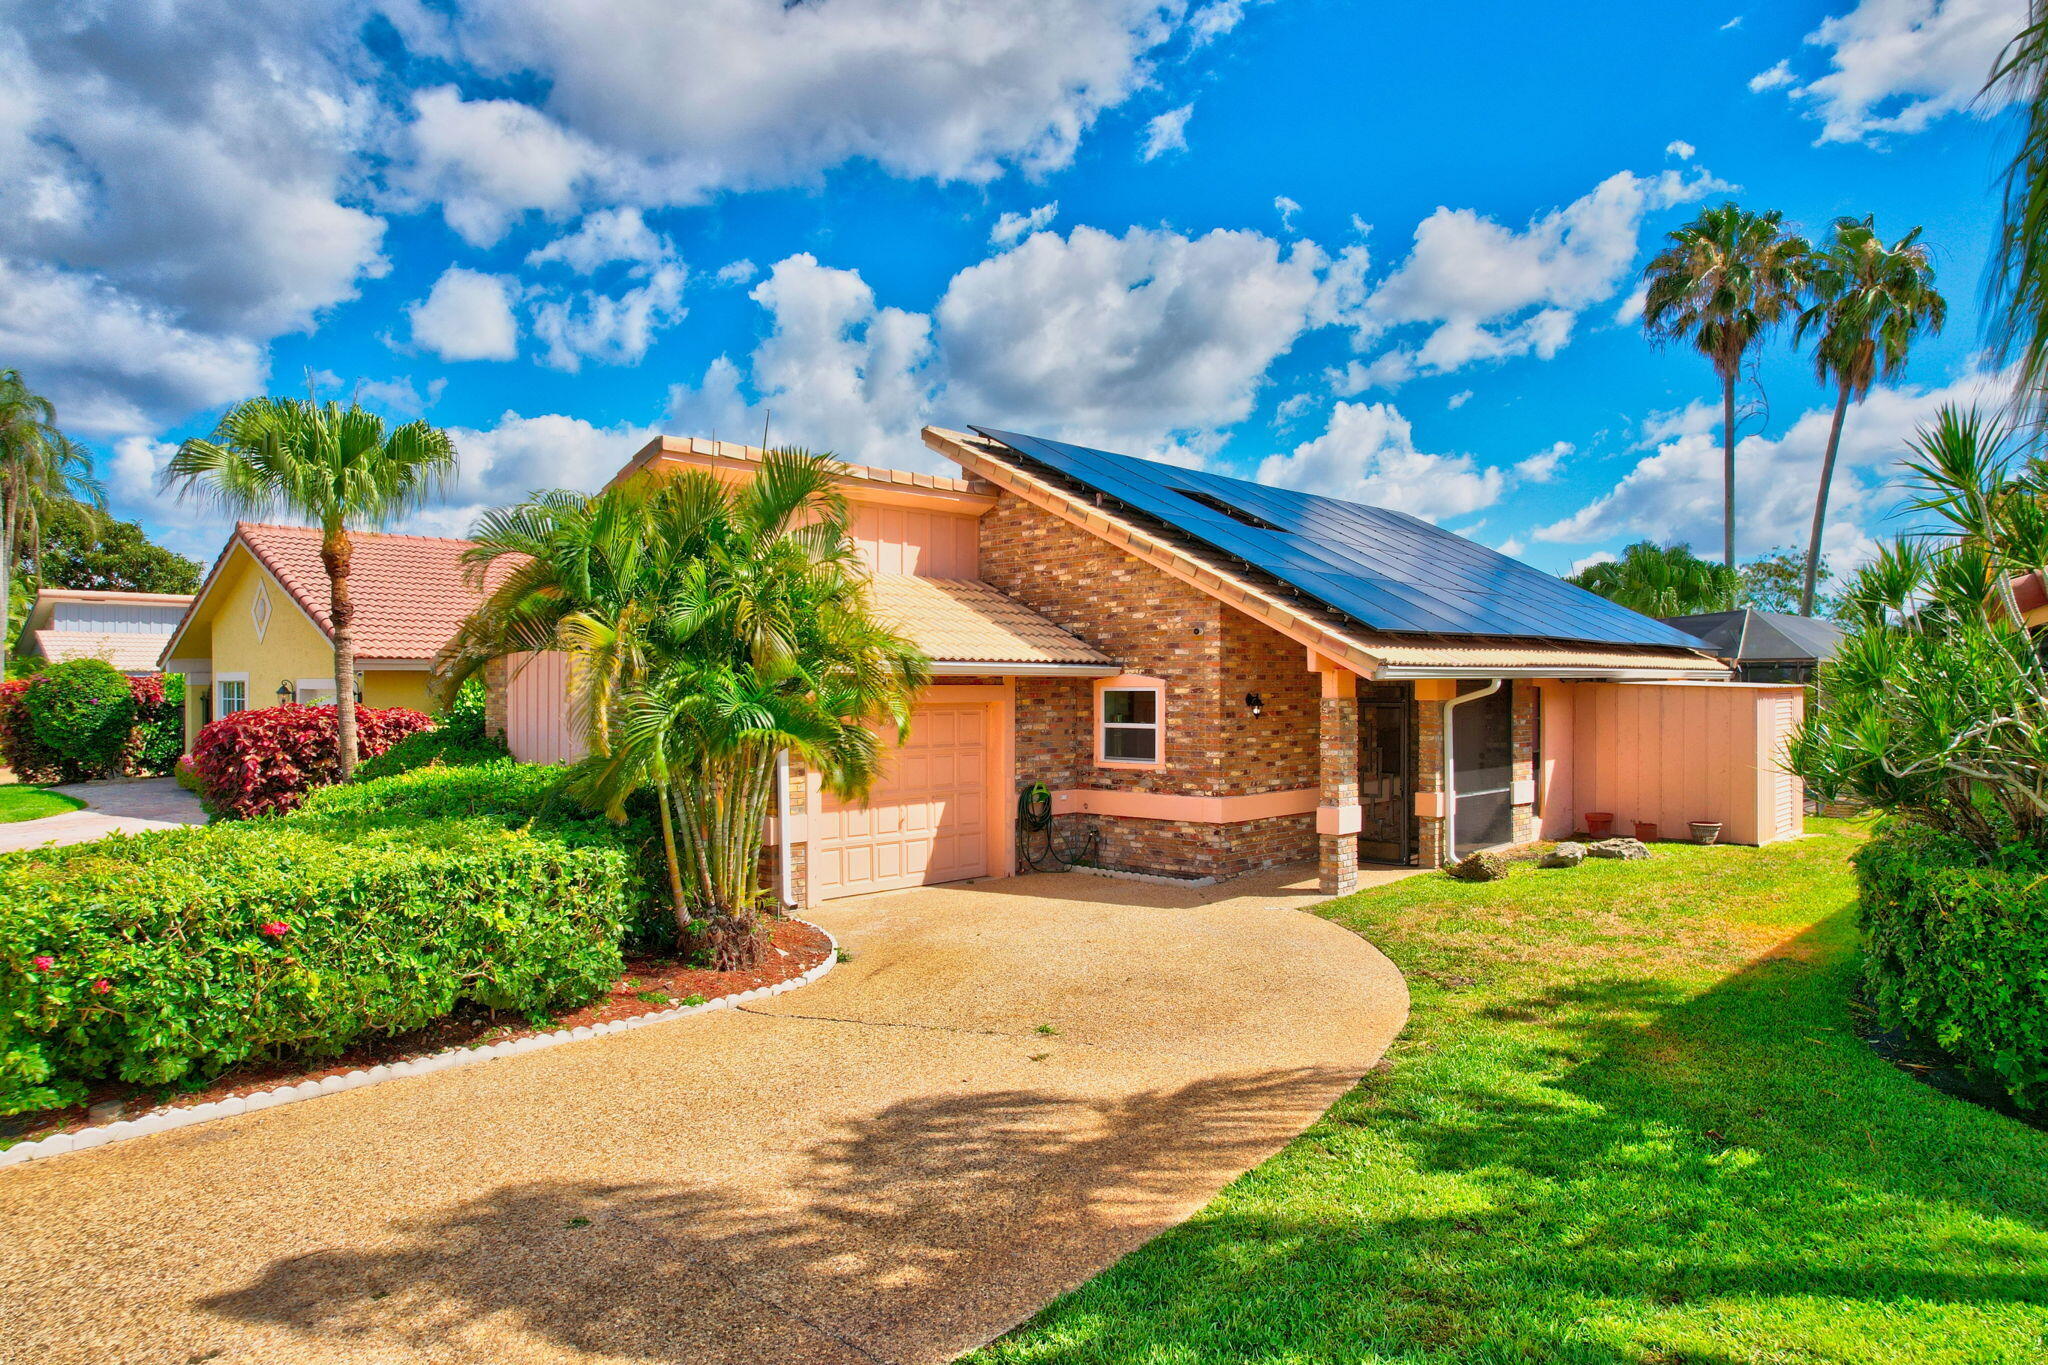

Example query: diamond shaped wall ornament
[250,580,272,641]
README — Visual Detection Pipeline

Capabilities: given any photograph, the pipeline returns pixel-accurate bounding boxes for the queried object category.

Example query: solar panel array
[970,426,1712,650]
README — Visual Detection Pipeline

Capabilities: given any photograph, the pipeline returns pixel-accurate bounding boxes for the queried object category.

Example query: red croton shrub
[190,703,435,819]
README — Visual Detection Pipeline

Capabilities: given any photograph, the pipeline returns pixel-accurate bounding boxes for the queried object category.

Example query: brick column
[1412,681,1454,867]
[482,657,510,739]
[1316,667,1361,895]
[1510,680,1538,845]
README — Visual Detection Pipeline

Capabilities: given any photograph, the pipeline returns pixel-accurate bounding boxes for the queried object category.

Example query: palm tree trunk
[321,527,359,779]
[1721,372,1738,569]
[1802,384,1852,616]
[655,781,693,930]
[0,494,14,679]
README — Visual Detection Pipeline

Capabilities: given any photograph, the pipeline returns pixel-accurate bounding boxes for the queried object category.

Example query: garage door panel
[815,701,991,899]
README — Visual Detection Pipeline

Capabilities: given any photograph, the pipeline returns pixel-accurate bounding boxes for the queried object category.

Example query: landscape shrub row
[352,678,508,782]
[0,761,654,1116]
[188,702,433,818]
[0,662,184,784]
[1854,823,2048,1113]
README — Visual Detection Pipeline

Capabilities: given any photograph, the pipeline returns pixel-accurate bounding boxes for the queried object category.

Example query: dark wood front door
[1358,700,1410,863]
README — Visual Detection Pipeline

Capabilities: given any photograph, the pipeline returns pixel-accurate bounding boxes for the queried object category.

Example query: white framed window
[217,673,249,717]
[295,678,338,705]
[1096,677,1165,767]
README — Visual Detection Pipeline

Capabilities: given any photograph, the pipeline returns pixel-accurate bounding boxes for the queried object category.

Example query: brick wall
[482,657,509,739]
[1511,679,1537,845]
[984,493,1320,879]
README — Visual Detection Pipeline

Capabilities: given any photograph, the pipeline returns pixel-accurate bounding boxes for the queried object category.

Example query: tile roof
[865,576,1113,667]
[28,630,167,673]
[230,523,493,660]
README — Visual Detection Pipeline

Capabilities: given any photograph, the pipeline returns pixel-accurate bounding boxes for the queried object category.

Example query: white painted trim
[0,921,840,1171]
[927,660,1120,677]
[1375,665,1730,681]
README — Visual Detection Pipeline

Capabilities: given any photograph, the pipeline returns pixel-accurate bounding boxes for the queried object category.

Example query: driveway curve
[0,865,1409,1365]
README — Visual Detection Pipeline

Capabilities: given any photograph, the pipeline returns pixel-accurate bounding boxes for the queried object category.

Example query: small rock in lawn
[1539,841,1587,868]
[1443,850,1509,882]
[1588,837,1650,860]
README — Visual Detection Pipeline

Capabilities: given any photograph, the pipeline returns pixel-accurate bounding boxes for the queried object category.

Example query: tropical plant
[164,398,457,779]
[437,451,930,968]
[1787,404,2048,854]
[1566,540,1740,616]
[1793,216,1945,616]
[0,371,103,675]
[27,499,202,594]
[1739,546,1837,616]
[1988,1,2048,419]
[1641,204,1811,567]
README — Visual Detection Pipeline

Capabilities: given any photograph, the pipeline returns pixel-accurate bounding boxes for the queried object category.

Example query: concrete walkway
[0,866,1409,1365]
[0,776,206,853]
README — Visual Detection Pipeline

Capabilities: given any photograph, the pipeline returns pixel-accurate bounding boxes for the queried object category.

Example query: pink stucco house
[493,426,1805,905]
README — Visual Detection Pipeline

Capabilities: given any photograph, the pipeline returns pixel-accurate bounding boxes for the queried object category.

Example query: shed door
[813,701,990,899]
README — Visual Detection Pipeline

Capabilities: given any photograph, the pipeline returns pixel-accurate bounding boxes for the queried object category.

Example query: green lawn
[0,783,84,824]
[971,821,2048,1365]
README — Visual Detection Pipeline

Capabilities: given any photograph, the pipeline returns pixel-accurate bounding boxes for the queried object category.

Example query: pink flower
[91,978,112,995]
[258,920,290,939]
[30,955,55,973]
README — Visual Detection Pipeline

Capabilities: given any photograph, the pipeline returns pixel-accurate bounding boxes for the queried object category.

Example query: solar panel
[969,426,1713,650]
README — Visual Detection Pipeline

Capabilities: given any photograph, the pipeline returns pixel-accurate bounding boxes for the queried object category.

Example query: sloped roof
[866,576,1114,667]
[167,523,495,664]
[1661,609,1844,664]
[27,630,167,673]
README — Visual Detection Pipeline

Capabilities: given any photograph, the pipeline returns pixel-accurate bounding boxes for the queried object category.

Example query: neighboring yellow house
[160,523,489,748]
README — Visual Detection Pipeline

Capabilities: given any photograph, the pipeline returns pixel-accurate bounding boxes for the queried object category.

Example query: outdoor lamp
[276,679,293,703]
[1245,692,1264,717]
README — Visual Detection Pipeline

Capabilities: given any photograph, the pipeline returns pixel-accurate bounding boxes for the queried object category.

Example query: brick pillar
[1317,678,1361,896]
[1413,682,1452,868]
[482,657,510,739]
[1510,680,1538,845]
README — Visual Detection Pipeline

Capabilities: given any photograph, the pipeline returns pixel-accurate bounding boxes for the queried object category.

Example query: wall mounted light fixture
[276,679,293,703]
[1245,692,1264,717]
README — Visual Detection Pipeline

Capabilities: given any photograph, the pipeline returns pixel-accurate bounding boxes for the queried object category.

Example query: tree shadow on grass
[199,1068,1357,1364]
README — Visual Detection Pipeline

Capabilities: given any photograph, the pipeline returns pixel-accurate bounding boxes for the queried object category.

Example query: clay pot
[1690,821,1723,846]
[1633,821,1659,842]
[1584,811,1614,837]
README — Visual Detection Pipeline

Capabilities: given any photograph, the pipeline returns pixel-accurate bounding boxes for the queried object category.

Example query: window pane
[1103,689,1156,724]
[1103,727,1155,762]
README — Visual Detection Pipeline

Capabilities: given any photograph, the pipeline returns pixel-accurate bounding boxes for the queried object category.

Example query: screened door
[1357,700,1410,863]
[1451,682,1513,857]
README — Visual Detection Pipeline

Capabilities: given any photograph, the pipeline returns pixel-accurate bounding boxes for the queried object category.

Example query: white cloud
[531,262,687,371]
[430,0,1195,219]
[408,268,521,362]
[1665,139,1696,159]
[1613,281,1650,325]
[1750,60,1796,92]
[418,410,662,537]
[1496,536,1526,558]
[1534,368,2014,565]
[1775,0,2025,143]
[1721,15,1745,30]
[937,225,1326,452]
[1274,391,1316,424]
[107,435,176,505]
[1637,398,1720,446]
[1257,400,1505,522]
[1189,0,1248,44]
[1346,167,1725,386]
[991,202,1060,245]
[1446,389,1472,410]
[1274,195,1302,233]
[1516,440,1571,483]
[525,207,668,273]
[1142,103,1194,160]
[404,86,611,246]
[1570,549,1618,574]
[354,376,445,416]
[715,259,760,286]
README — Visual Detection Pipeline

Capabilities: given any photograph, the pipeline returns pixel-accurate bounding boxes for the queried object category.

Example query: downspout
[775,749,794,909]
[1441,678,1503,860]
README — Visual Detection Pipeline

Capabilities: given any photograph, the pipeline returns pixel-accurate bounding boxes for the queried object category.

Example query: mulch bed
[1,918,833,1146]
[1851,991,2048,1134]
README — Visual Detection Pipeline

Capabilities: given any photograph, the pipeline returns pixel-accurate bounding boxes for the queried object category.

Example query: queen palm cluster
[435,450,929,969]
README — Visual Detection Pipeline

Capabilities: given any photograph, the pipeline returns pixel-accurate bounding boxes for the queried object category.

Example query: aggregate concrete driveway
[0,865,1410,1365]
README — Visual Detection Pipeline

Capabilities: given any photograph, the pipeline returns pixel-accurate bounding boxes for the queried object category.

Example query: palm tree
[1794,216,1946,616]
[1642,203,1812,567]
[438,452,929,967]
[1988,2,2048,417]
[1566,540,1740,617]
[0,371,103,675]
[165,399,456,778]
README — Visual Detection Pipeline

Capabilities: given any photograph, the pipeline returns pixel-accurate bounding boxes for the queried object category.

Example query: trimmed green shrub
[21,659,134,777]
[0,762,656,1115]
[1854,823,2048,1113]
[130,673,185,776]
[354,678,506,782]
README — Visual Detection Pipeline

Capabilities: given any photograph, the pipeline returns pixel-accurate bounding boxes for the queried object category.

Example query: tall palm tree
[1794,216,1946,616]
[1988,2,2048,418]
[439,452,929,967]
[0,371,102,675]
[165,399,456,778]
[1566,540,1740,617]
[1642,203,1812,567]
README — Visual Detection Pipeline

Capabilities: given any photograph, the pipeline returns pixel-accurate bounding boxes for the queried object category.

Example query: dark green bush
[0,761,655,1115]
[1854,823,2048,1113]
[21,659,134,777]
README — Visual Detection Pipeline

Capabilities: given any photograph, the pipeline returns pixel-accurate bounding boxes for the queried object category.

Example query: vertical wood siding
[503,651,586,765]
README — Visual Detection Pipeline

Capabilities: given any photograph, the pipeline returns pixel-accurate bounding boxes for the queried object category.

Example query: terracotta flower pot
[1584,811,1614,837]
[1690,821,1723,846]
[1633,821,1658,843]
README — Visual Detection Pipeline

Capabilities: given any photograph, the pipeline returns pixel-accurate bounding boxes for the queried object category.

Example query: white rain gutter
[1374,665,1728,681]
[1441,677,1503,861]
[775,749,794,909]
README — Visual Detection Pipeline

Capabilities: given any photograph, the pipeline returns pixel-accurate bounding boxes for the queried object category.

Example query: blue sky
[3,0,2028,576]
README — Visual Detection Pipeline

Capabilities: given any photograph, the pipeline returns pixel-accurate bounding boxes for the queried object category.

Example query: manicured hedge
[0,762,652,1116]
[0,668,184,783]
[189,702,434,818]
[353,679,508,782]
[1855,823,2048,1113]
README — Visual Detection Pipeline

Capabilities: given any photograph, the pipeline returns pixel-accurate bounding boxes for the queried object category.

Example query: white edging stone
[0,920,840,1172]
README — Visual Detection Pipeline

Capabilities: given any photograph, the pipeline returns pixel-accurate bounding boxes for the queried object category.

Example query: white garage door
[813,700,991,899]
